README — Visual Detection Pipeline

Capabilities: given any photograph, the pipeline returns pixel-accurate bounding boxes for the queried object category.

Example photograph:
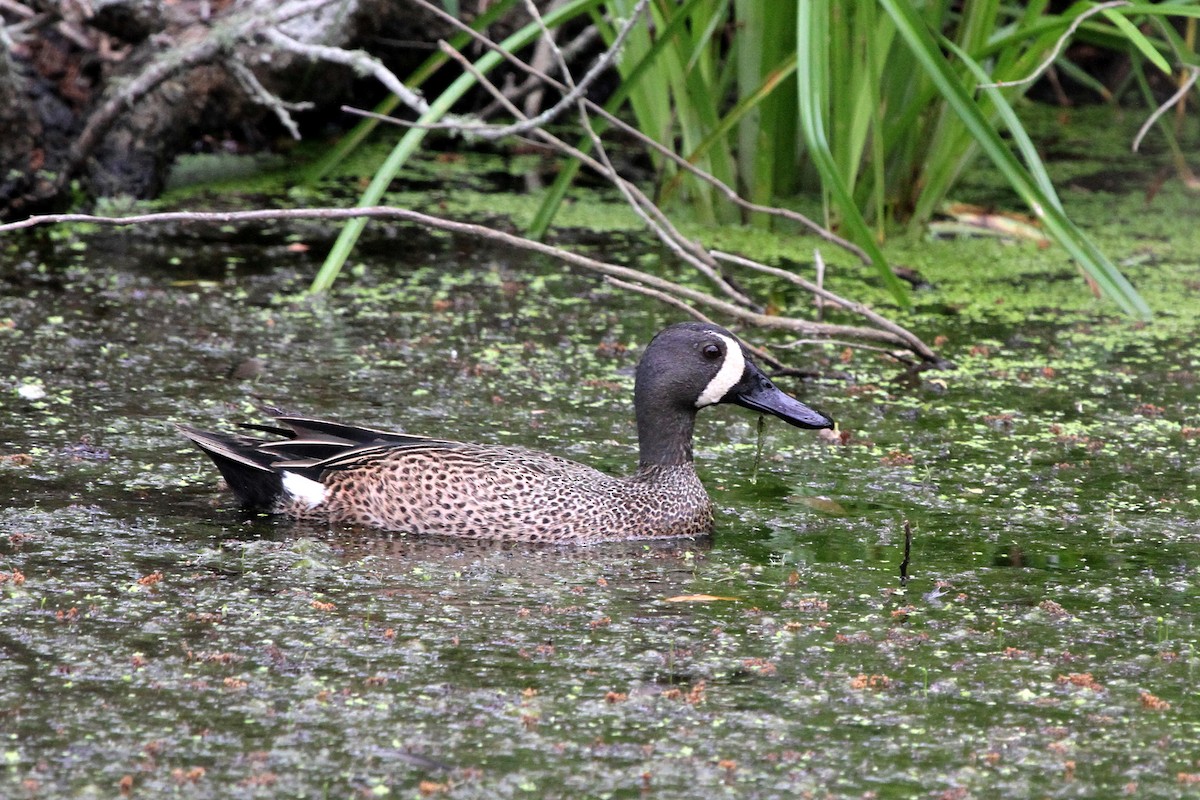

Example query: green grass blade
[877,0,1149,317]
[305,0,519,183]
[733,0,797,216]
[1102,7,1173,74]
[312,0,605,292]
[659,55,797,206]
[527,0,715,239]
[650,1,731,221]
[797,0,908,306]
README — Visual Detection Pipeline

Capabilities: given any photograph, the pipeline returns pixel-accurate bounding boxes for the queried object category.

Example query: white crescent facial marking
[282,471,327,509]
[695,333,745,408]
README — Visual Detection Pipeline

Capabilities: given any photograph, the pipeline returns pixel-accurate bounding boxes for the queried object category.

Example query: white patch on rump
[695,333,745,408]
[281,471,327,509]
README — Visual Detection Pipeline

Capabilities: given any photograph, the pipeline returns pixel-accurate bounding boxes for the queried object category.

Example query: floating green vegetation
[3,103,1200,798]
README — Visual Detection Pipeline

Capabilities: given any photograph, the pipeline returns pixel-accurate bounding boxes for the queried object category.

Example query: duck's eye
[701,343,722,360]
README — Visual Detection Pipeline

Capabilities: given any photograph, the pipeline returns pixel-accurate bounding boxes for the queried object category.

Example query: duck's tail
[179,416,429,510]
[177,425,285,509]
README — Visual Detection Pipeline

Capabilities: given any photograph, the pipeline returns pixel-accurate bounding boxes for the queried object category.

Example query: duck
[178,322,834,543]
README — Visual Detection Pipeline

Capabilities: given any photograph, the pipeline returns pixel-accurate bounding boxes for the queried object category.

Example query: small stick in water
[899,519,912,586]
[751,414,766,484]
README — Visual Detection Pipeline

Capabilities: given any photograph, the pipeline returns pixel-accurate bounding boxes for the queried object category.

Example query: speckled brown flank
[279,444,713,544]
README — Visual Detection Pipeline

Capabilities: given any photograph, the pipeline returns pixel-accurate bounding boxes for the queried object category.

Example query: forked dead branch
[0,205,942,367]
[0,0,945,368]
[336,0,944,367]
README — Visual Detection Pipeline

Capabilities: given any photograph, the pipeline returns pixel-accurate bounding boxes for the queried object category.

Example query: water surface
[2,173,1200,798]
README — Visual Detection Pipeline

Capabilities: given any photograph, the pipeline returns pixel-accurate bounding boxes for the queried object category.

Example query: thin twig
[402,0,868,263]
[439,0,646,141]
[517,0,663,278]
[778,338,907,356]
[815,248,826,320]
[1133,65,1200,152]
[563,64,750,310]
[776,338,917,365]
[430,40,757,309]
[710,250,941,363]
[602,280,790,370]
[571,275,796,371]
[603,277,716,326]
[261,28,429,115]
[979,1,1130,89]
[477,26,601,119]
[227,60,313,139]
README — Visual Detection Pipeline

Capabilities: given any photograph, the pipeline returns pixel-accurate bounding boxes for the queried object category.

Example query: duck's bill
[730,370,834,430]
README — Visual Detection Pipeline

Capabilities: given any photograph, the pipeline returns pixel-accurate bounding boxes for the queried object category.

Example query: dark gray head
[633,322,834,466]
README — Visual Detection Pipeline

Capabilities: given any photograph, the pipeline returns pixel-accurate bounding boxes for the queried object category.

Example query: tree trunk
[0,0,424,218]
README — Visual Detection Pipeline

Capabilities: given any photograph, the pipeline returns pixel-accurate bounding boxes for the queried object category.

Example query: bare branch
[1132,65,1200,152]
[227,60,313,140]
[0,206,939,361]
[441,0,646,141]
[603,277,716,326]
[477,26,600,120]
[261,28,429,115]
[777,338,919,366]
[596,279,800,372]
[710,249,942,363]
[403,0,868,263]
[430,40,758,309]
[979,1,1130,90]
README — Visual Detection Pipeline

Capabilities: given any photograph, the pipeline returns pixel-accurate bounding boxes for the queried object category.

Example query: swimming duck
[178,322,833,543]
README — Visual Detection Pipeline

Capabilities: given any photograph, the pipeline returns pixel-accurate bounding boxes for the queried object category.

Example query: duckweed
[2,105,1200,797]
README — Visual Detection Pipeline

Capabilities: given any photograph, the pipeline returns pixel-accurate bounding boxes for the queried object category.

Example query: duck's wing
[309,438,604,484]
[265,416,468,472]
[179,416,466,508]
[269,416,445,447]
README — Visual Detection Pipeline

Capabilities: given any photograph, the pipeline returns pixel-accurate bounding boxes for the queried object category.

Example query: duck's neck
[636,406,697,468]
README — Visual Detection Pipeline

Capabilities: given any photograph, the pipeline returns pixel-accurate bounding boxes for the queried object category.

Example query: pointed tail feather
[177,424,283,509]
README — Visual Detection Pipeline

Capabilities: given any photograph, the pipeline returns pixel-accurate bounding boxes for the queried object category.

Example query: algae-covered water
[4,111,1200,798]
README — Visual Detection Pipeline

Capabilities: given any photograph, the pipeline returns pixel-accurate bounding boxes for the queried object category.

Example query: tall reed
[320,2,1200,316]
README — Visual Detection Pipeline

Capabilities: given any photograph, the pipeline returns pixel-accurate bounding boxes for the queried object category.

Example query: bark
[0,0,430,217]
[0,36,51,216]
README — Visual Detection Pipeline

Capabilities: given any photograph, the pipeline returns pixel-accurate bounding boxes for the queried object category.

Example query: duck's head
[634,322,833,465]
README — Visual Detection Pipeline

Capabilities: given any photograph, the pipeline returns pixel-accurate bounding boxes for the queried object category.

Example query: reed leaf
[796,1,908,305]
[306,0,520,184]
[312,0,606,292]
[880,0,1150,317]
[526,0,718,239]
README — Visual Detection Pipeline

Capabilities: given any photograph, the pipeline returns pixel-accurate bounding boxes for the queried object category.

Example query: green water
[3,115,1200,797]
